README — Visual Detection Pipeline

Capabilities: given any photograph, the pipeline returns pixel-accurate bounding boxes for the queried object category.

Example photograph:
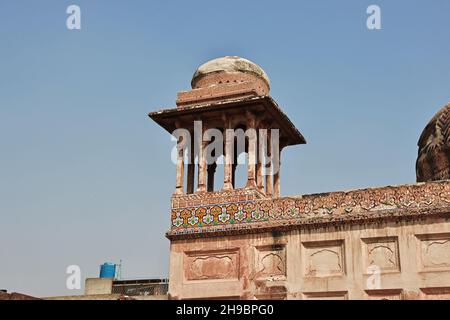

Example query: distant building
[45,278,168,300]
[150,56,450,300]
[0,290,40,300]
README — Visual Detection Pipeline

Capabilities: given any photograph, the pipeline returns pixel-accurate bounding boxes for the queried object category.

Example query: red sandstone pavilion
[149,56,450,300]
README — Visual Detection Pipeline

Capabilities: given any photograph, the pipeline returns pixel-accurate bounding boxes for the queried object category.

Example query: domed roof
[191,56,270,89]
[416,102,450,182]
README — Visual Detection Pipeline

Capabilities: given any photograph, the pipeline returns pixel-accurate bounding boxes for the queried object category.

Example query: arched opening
[205,128,224,193]
[232,125,249,189]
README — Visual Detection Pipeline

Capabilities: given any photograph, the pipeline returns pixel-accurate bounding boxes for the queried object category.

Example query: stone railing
[168,181,450,238]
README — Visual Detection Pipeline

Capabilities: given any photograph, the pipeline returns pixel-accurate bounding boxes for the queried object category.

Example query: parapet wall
[167,181,450,300]
[169,181,450,239]
[169,216,450,300]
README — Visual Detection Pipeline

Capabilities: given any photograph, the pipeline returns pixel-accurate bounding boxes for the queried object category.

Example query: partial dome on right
[416,102,450,182]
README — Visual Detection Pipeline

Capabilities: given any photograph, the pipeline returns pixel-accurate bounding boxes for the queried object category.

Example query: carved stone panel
[302,240,345,277]
[184,249,239,281]
[254,245,286,280]
[417,233,450,271]
[361,237,400,273]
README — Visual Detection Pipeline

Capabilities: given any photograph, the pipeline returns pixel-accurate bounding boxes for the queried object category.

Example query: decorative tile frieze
[169,181,450,237]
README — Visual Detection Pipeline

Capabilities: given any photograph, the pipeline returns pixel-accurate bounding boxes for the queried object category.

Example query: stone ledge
[172,187,266,208]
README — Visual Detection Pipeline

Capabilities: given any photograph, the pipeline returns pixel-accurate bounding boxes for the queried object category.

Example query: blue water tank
[99,262,116,278]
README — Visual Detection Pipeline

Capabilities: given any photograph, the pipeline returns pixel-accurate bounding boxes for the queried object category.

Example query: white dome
[191,56,270,89]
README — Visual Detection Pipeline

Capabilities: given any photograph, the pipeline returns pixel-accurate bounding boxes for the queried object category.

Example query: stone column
[273,150,281,198]
[256,128,266,193]
[265,129,273,197]
[222,115,233,190]
[174,139,185,194]
[186,133,195,194]
[246,111,257,188]
[174,121,185,195]
[197,127,207,193]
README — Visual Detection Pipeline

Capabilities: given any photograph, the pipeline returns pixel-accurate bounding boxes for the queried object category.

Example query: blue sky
[0,0,449,297]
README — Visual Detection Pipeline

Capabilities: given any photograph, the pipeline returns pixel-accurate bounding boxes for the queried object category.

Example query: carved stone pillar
[222,115,233,190]
[175,138,185,195]
[273,151,281,198]
[174,121,186,195]
[186,133,195,194]
[197,128,207,193]
[256,128,266,193]
[246,111,257,188]
[265,129,273,197]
